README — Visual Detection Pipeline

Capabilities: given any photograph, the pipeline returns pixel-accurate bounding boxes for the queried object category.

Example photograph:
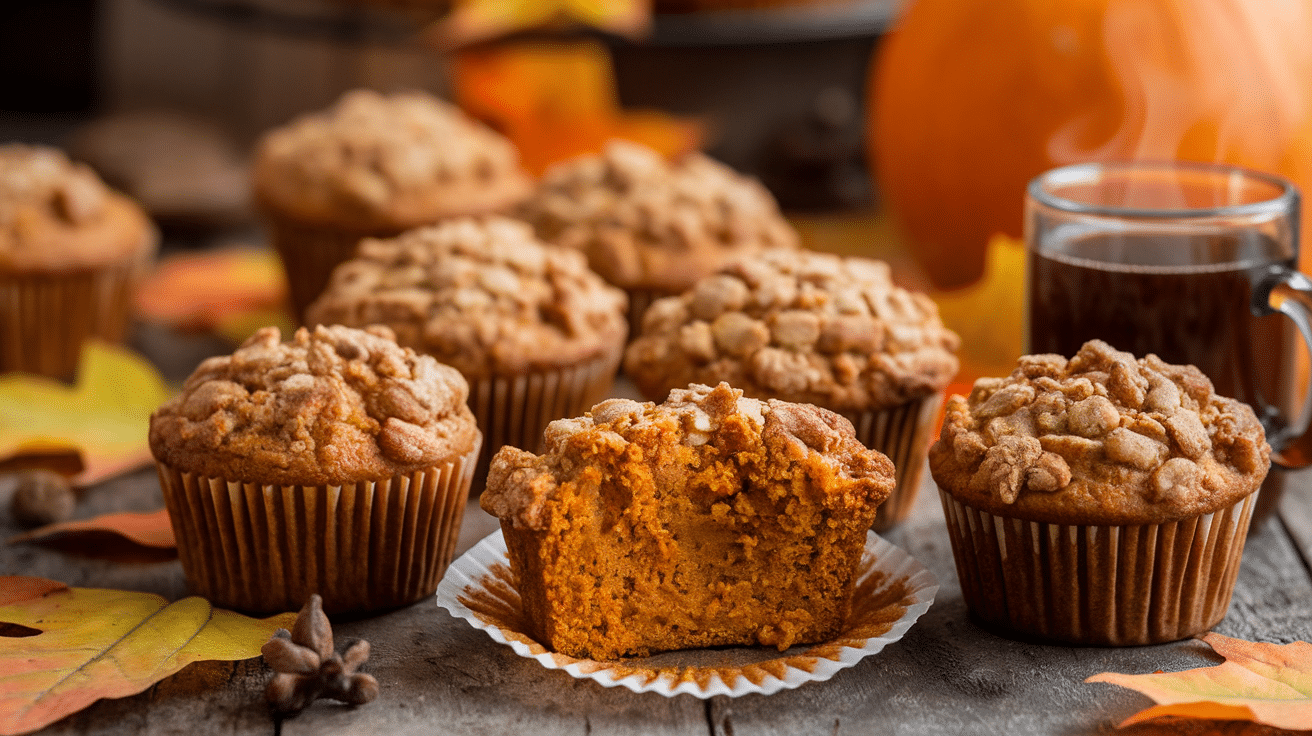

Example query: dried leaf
[9,508,175,549]
[0,342,171,487]
[133,246,290,338]
[930,233,1025,386]
[0,578,295,735]
[0,577,67,607]
[1088,632,1312,731]
[452,40,703,176]
[431,0,651,49]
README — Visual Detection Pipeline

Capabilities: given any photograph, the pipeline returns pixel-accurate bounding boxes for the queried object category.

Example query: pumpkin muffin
[149,324,481,614]
[0,144,156,380]
[305,216,628,482]
[929,339,1270,645]
[481,382,895,660]
[252,89,533,320]
[519,139,798,334]
[625,248,960,529]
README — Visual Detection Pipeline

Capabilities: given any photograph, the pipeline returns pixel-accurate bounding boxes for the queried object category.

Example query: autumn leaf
[1088,632,1312,731]
[0,577,295,735]
[133,245,293,342]
[0,342,170,487]
[430,0,651,50]
[452,39,703,176]
[930,233,1026,386]
[9,508,175,550]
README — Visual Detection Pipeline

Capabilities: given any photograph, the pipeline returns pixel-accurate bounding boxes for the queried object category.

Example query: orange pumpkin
[871,0,1312,290]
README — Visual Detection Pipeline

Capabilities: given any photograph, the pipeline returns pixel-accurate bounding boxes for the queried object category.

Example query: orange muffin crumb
[481,382,894,659]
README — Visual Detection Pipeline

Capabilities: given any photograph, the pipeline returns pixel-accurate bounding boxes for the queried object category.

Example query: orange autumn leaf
[0,342,171,487]
[452,40,703,176]
[9,508,175,549]
[431,0,651,49]
[133,246,290,336]
[0,577,66,607]
[1088,632,1312,731]
[0,578,295,735]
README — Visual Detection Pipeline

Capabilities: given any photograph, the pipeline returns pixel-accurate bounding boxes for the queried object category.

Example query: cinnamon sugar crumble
[625,249,960,410]
[481,382,894,660]
[929,340,1270,524]
[149,324,479,486]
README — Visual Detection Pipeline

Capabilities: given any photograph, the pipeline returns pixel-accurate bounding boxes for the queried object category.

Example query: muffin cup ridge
[0,260,141,380]
[939,487,1257,645]
[266,213,393,323]
[156,440,479,615]
[468,345,624,483]
[843,392,943,531]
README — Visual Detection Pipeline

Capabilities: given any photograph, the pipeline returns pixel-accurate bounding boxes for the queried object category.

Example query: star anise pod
[261,594,379,715]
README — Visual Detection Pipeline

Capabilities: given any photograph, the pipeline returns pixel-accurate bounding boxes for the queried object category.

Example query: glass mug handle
[1254,265,1312,467]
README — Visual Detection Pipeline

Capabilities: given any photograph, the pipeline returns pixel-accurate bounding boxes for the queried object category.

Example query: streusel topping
[304,216,628,378]
[483,382,894,531]
[0,144,154,271]
[520,140,798,292]
[149,324,480,486]
[253,90,532,229]
[929,340,1270,524]
[624,248,960,410]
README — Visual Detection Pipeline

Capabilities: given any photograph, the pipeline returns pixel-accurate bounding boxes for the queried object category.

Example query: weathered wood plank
[1278,466,1312,572]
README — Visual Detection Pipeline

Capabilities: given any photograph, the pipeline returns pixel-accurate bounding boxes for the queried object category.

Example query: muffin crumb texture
[521,140,798,292]
[481,382,894,660]
[253,90,531,228]
[149,324,479,486]
[625,248,960,410]
[306,216,627,378]
[0,143,153,270]
[930,340,1270,524]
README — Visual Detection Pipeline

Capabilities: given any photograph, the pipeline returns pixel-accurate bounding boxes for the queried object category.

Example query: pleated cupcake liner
[467,346,624,485]
[156,441,479,615]
[265,215,391,323]
[938,486,1257,645]
[0,260,140,380]
[842,392,943,532]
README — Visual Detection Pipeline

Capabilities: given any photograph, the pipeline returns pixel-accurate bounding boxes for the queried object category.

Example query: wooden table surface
[4,376,1312,736]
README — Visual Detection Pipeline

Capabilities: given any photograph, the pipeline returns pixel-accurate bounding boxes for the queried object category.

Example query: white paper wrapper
[436,529,938,698]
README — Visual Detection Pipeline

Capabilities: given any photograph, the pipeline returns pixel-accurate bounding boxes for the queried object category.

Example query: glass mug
[1024,161,1312,472]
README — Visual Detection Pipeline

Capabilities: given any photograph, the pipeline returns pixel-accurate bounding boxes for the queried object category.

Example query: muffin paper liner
[467,347,623,484]
[0,261,140,380]
[843,392,944,532]
[437,529,938,698]
[938,487,1258,645]
[266,215,390,323]
[156,442,478,615]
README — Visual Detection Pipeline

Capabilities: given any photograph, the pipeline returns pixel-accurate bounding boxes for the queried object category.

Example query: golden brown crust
[624,248,960,411]
[928,340,1270,525]
[149,324,480,486]
[0,144,156,272]
[481,382,894,659]
[520,140,798,292]
[304,216,628,379]
[252,90,532,231]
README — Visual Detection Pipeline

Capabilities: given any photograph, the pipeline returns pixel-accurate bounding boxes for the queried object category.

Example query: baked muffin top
[0,144,156,272]
[482,382,894,530]
[149,324,480,486]
[304,216,628,379]
[519,140,798,293]
[929,340,1270,525]
[624,248,960,411]
[252,89,532,230]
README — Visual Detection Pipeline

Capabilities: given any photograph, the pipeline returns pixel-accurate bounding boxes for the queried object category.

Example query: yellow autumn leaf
[930,233,1026,384]
[1088,632,1312,731]
[0,342,170,486]
[133,246,290,337]
[0,577,295,735]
